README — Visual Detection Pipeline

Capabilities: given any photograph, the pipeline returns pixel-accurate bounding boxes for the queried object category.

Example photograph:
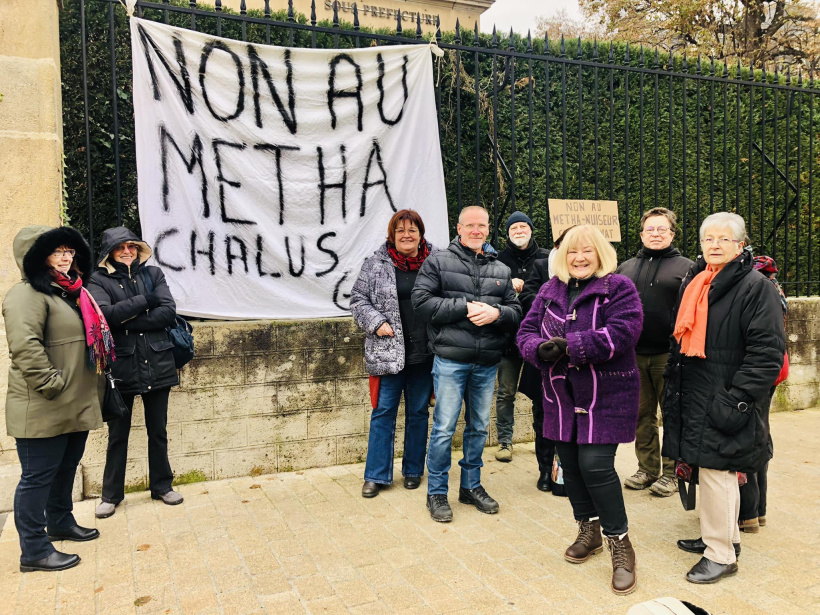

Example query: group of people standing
[4,206,786,593]
[350,205,786,595]
[5,225,184,572]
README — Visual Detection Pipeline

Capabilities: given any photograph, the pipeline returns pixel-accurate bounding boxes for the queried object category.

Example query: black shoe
[685,557,738,584]
[361,481,380,498]
[404,476,421,490]
[426,494,453,523]
[537,471,551,492]
[47,525,100,542]
[20,551,81,573]
[458,486,499,514]
[677,537,741,558]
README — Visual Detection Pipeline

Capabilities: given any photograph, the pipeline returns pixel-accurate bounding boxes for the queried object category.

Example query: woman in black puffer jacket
[663,212,785,585]
[87,227,182,517]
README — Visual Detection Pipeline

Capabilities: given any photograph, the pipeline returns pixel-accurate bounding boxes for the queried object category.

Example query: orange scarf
[673,267,718,359]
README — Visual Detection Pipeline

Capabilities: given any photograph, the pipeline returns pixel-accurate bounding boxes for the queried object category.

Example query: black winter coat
[516,257,551,400]
[661,253,785,473]
[87,227,179,395]
[497,240,551,355]
[412,238,522,366]
[617,246,694,355]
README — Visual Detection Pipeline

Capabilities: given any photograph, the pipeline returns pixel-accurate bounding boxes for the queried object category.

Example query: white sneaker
[95,501,116,519]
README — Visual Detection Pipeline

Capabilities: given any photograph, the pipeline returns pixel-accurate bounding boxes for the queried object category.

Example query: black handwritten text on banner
[130,18,448,319]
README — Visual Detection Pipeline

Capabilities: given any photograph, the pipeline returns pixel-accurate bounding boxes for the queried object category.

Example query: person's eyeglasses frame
[51,249,76,258]
[700,238,741,247]
[113,243,140,253]
[641,226,671,235]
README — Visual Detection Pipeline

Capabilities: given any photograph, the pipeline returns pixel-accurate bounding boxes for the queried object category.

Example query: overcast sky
[480,0,581,35]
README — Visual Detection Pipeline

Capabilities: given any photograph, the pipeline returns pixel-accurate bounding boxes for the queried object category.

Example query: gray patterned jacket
[349,242,436,376]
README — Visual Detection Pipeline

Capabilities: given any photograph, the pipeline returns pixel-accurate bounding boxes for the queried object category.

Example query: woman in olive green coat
[4,226,112,572]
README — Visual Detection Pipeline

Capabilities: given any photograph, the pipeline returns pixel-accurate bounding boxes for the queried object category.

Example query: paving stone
[1,409,819,614]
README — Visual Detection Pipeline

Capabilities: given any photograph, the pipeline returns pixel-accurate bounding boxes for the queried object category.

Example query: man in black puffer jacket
[412,206,521,523]
[617,208,693,497]
[493,211,550,463]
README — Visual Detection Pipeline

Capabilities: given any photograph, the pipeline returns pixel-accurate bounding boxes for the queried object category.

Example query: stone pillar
[0,0,65,511]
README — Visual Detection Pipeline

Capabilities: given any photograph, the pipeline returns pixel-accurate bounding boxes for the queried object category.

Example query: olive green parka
[3,226,103,438]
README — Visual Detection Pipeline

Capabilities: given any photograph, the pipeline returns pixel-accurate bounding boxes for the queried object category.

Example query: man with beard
[493,212,550,462]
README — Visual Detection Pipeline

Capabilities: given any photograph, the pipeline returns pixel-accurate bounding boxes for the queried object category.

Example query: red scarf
[386,239,430,272]
[51,271,115,373]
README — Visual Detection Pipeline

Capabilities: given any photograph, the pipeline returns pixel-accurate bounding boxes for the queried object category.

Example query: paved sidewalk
[1,409,819,615]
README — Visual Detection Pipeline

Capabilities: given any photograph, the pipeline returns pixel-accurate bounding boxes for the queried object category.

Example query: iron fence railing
[65,0,820,294]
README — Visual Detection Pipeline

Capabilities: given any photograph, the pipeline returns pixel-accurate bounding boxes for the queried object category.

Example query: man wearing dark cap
[493,211,550,462]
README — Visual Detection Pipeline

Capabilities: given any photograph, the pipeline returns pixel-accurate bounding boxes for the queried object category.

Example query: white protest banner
[130,18,449,319]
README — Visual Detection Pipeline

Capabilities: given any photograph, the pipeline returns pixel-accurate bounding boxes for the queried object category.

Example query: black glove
[537,337,568,362]
[145,293,161,309]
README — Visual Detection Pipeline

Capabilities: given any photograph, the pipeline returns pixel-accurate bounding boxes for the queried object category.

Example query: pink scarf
[51,271,115,373]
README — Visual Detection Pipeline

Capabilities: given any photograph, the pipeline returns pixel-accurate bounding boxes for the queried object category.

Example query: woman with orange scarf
[662,212,785,584]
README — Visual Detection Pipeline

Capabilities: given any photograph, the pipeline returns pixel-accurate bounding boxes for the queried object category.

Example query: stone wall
[79,318,535,496]
[771,297,820,413]
[0,0,65,510]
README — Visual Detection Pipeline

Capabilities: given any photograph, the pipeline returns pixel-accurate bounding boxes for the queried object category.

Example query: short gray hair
[699,212,746,241]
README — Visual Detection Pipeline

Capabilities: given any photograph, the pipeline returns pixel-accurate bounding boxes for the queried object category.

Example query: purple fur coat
[517,273,643,445]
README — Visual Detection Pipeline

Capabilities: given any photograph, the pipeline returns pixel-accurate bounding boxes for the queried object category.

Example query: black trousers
[15,431,88,561]
[555,441,628,536]
[102,388,173,503]
[739,462,769,521]
[531,398,556,474]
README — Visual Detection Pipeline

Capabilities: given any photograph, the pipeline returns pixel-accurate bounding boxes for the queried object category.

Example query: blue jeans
[364,362,433,485]
[495,355,522,445]
[15,431,88,562]
[427,356,498,495]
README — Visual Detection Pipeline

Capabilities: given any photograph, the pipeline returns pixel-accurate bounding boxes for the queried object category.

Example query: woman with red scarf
[4,226,114,572]
[350,210,436,498]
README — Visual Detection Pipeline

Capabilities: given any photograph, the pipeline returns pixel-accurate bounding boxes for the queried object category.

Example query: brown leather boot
[605,534,637,595]
[564,519,603,563]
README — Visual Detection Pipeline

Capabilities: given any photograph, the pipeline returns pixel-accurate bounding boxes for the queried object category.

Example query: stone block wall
[79,317,535,496]
[771,297,820,413]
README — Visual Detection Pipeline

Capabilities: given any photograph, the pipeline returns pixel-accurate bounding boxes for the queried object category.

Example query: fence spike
[353,3,359,29]
[798,68,803,86]
[526,30,532,53]
[560,34,565,57]
[608,41,614,64]
[576,36,582,59]
[455,19,461,44]
[215,0,221,12]
[654,47,659,69]
[310,0,316,26]
[544,31,549,56]
[395,7,402,35]
[474,21,479,46]
[491,25,497,48]
[332,1,340,27]
[696,55,702,74]
[709,56,715,76]
[240,0,246,14]
[285,0,291,21]
[436,16,441,45]
[509,28,515,52]
[736,58,741,79]
[683,51,688,70]
[640,44,645,67]
[416,13,422,39]
[593,38,598,60]
[625,43,630,62]
[189,0,196,9]
[786,65,791,85]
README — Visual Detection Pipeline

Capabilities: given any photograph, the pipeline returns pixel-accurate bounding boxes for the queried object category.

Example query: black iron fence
[62,0,820,294]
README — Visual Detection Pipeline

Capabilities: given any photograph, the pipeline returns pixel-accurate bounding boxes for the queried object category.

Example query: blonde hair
[552,224,618,284]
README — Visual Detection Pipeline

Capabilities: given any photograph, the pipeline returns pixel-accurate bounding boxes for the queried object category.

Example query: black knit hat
[506,211,534,233]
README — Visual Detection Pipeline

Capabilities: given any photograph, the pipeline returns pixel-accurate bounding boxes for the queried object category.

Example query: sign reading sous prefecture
[130,17,448,320]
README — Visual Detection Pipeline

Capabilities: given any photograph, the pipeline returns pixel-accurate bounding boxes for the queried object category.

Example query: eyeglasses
[642,226,670,235]
[700,238,739,246]
[51,249,76,258]
[113,243,140,253]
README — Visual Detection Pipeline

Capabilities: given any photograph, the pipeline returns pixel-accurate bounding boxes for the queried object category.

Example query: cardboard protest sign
[130,18,448,319]
[548,199,621,242]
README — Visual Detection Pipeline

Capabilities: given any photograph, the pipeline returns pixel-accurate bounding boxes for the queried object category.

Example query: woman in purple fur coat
[517,225,643,596]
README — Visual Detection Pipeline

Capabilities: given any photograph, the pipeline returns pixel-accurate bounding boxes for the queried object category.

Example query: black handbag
[141,269,195,369]
[102,370,128,422]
